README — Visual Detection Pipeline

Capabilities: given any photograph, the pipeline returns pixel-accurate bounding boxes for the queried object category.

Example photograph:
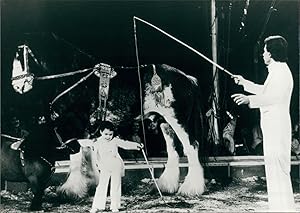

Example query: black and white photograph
[1,0,299,212]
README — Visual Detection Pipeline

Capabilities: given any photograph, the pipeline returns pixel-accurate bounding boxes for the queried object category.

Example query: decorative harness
[11,45,35,94]
[10,42,165,156]
[150,64,167,107]
[90,63,116,121]
[11,44,163,123]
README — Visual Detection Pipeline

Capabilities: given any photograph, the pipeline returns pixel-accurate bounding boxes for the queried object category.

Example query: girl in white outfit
[88,121,143,213]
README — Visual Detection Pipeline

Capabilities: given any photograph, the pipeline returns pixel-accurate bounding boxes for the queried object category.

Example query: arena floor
[1,176,300,212]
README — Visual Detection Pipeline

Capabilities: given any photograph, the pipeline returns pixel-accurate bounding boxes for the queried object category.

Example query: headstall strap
[11,45,30,80]
[17,44,42,69]
[26,45,43,68]
[12,44,44,81]
[11,44,36,94]
[91,63,115,122]
[54,127,64,145]
[11,73,34,81]
[22,45,29,74]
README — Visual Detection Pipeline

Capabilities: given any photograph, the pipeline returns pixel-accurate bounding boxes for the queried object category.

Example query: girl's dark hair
[264,35,288,62]
[99,121,115,132]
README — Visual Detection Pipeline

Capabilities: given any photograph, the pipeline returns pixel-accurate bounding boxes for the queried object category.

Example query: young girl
[86,121,143,213]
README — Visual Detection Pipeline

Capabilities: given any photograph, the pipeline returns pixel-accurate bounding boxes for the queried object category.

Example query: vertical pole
[298,2,300,191]
[211,0,220,144]
[5,181,8,191]
[298,1,300,162]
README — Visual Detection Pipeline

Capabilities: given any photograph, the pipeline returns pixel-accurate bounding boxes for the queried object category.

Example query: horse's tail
[188,84,208,164]
[57,152,89,200]
[57,147,99,200]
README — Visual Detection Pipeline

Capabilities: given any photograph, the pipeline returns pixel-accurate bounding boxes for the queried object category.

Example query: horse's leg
[177,143,205,196]
[29,184,44,211]
[162,116,205,196]
[156,123,179,194]
[25,161,52,210]
[26,173,44,210]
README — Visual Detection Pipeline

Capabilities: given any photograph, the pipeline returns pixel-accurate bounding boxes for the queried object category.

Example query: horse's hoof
[29,204,42,211]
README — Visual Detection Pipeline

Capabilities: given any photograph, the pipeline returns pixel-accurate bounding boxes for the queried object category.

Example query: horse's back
[1,137,27,182]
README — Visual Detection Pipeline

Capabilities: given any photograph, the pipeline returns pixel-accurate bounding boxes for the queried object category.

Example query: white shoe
[90,208,105,213]
[111,209,119,212]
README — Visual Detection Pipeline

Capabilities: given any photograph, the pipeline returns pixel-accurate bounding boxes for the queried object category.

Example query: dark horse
[1,133,80,210]
[1,34,88,210]
[4,33,207,203]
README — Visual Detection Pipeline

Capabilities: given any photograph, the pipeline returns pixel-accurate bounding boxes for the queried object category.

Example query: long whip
[133,17,164,200]
[133,16,233,77]
[141,148,163,199]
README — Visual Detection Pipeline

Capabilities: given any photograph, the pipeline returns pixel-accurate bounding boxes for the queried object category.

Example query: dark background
[1,0,299,151]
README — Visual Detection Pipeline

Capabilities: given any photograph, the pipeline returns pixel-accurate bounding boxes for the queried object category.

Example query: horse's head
[11,45,35,94]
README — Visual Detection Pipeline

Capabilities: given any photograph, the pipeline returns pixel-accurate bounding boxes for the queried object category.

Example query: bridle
[11,45,35,94]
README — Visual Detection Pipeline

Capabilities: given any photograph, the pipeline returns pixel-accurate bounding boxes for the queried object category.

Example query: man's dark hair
[264,35,288,62]
[99,121,115,132]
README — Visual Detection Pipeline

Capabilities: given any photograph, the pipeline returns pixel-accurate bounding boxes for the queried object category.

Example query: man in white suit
[231,35,296,212]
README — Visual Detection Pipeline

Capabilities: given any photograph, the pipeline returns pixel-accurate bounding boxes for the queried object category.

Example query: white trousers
[264,156,296,212]
[91,170,121,210]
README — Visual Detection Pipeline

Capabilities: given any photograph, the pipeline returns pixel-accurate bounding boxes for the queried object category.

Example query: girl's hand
[137,143,144,150]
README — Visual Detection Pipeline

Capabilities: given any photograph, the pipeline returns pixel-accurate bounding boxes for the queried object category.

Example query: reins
[20,44,152,107]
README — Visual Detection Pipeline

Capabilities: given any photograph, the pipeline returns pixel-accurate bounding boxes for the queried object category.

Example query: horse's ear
[10,140,24,150]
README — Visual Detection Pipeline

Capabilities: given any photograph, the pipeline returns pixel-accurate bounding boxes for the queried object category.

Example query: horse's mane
[160,64,198,86]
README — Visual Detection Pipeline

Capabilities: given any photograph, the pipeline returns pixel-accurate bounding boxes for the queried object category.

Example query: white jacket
[243,61,293,172]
